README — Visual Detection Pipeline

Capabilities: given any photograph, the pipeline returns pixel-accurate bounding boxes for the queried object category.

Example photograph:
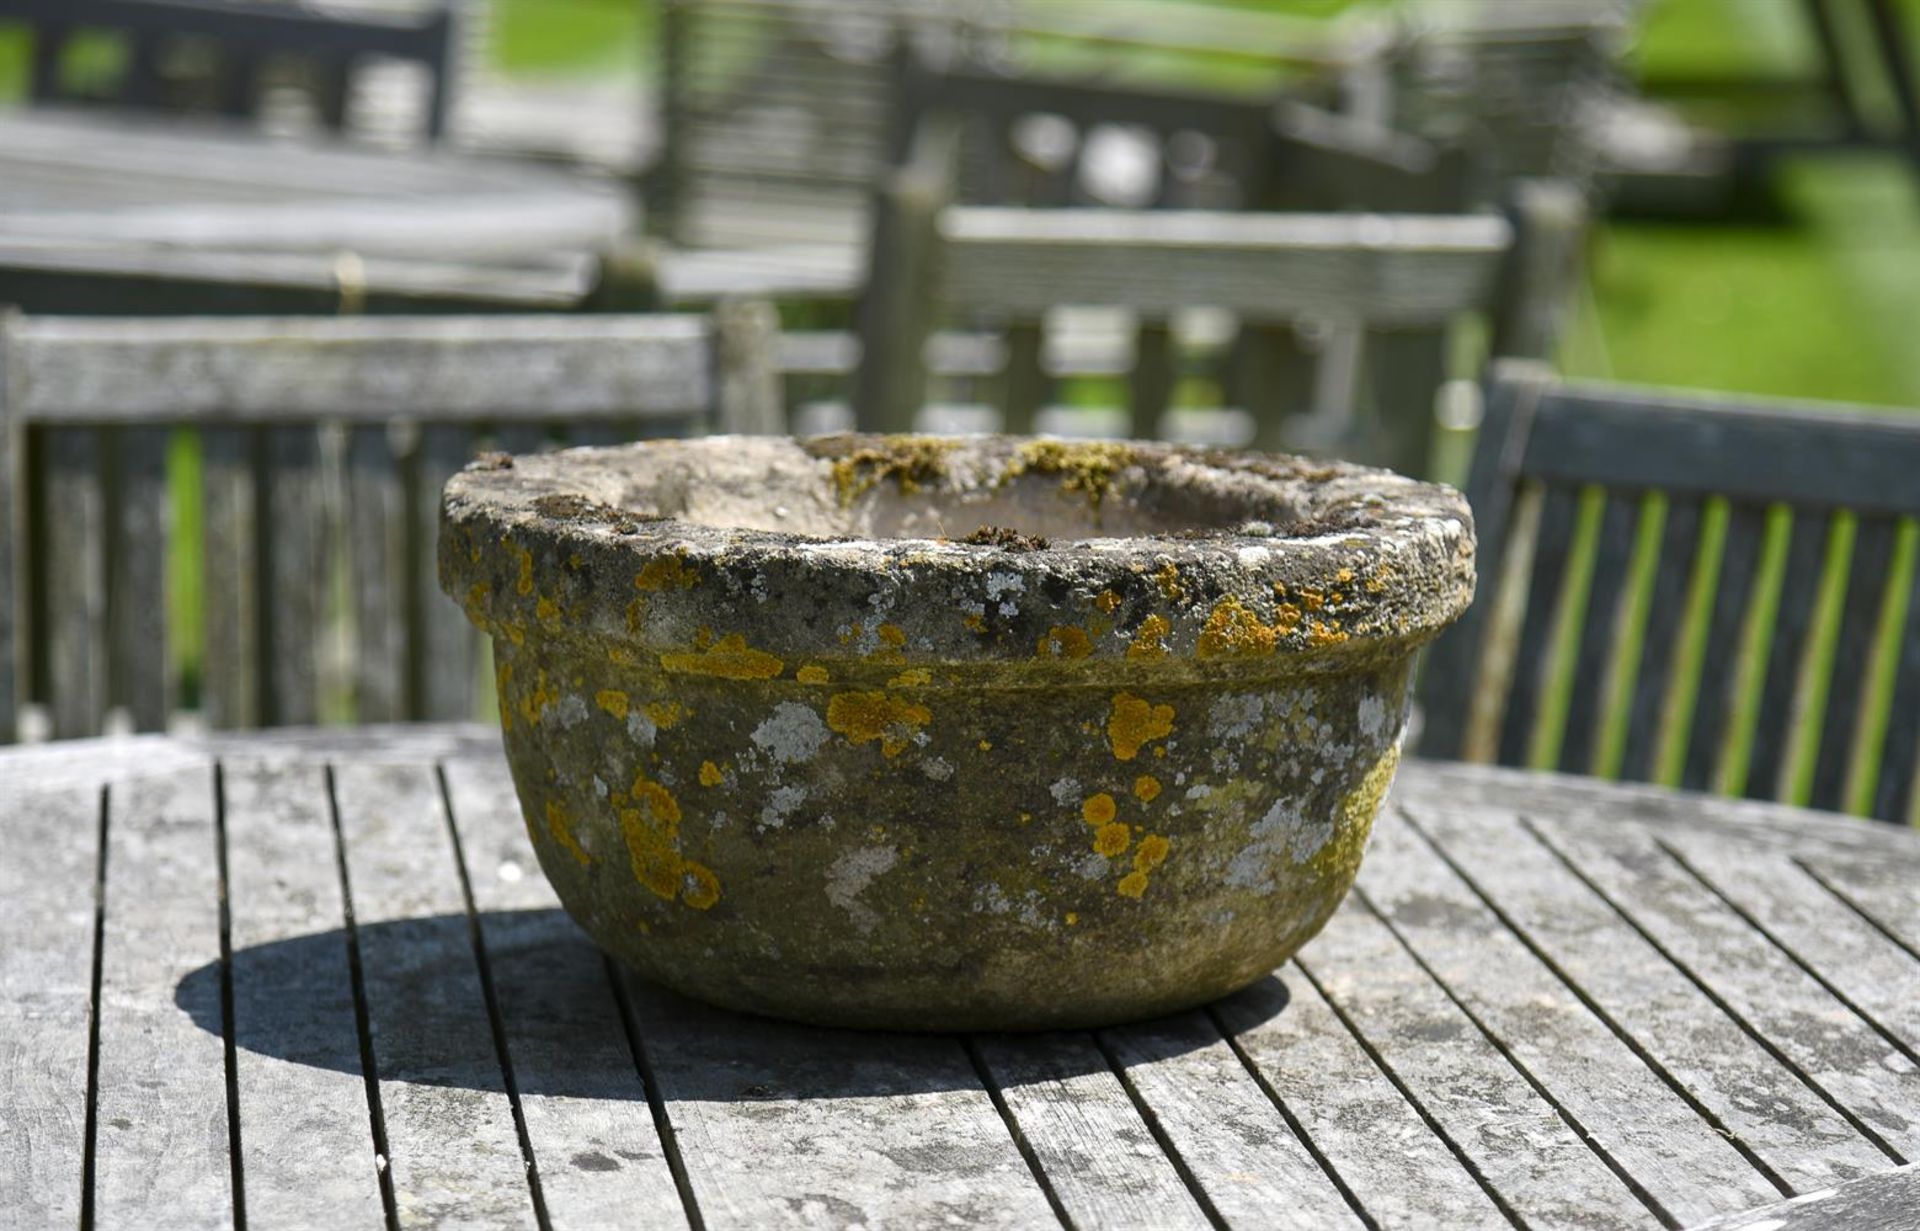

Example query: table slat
[972,1031,1215,1230]
[1214,969,1512,1229]
[1298,897,1654,1228]
[1406,802,1893,1192]
[616,975,1057,1230]
[1686,1161,1920,1231]
[92,767,232,1227]
[440,755,694,1230]
[1359,811,1788,1222]
[0,780,102,1230]
[1097,1010,1365,1229]
[331,761,539,1230]
[223,758,387,1227]
[1531,813,1920,1161]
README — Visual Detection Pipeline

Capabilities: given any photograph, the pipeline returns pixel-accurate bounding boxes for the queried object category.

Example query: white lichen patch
[1049,776,1082,805]
[1209,694,1264,741]
[760,784,808,829]
[552,693,589,728]
[826,845,898,935]
[986,571,1025,616]
[1226,796,1336,891]
[920,756,954,782]
[626,710,659,747]
[752,701,830,765]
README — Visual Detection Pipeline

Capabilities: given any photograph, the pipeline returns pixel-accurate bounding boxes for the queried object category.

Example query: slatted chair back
[853,122,1583,474]
[0,302,782,744]
[1419,364,1920,827]
[4,0,460,139]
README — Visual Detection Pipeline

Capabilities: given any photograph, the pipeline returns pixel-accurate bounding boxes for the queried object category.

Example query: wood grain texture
[1099,1009,1365,1229]
[1407,801,1890,1192]
[44,427,107,738]
[1686,1162,1920,1231]
[1497,481,1579,767]
[9,316,713,424]
[0,777,101,1229]
[91,766,233,1226]
[1745,509,1830,802]
[618,980,1056,1230]
[972,1030,1214,1230]
[0,309,18,743]
[108,426,172,732]
[1620,497,1704,783]
[1682,502,1767,793]
[941,209,1510,324]
[1358,811,1782,1224]
[200,426,260,731]
[221,758,386,1227]
[1810,517,1896,812]
[439,755,694,1231]
[347,425,408,724]
[1298,896,1655,1228]
[331,760,539,1230]
[262,426,326,728]
[1214,967,1510,1229]
[1560,489,1641,775]
[1530,813,1920,1159]
[711,298,784,435]
[411,425,477,723]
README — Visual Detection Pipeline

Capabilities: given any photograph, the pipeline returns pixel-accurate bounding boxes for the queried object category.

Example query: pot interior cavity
[590,438,1312,543]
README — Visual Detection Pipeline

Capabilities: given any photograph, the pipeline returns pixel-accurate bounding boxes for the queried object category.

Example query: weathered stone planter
[441,436,1473,1030]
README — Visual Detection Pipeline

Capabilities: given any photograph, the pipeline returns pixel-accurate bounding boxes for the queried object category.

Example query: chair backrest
[5,0,459,139]
[852,120,1584,474]
[1419,364,1920,827]
[0,303,782,743]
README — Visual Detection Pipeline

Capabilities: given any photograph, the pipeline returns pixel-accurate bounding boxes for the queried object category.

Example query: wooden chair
[852,120,1584,475]
[0,302,782,744]
[1,0,461,140]
[1418,363,1920,827]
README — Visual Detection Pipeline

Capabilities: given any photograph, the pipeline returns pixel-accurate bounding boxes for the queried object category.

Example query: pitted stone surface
[440,435,1474,1030]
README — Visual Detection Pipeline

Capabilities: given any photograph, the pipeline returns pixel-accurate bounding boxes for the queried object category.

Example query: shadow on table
[175,908,1291,1102]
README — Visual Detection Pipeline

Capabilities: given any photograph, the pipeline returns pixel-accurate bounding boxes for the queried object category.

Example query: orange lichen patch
[1006,440,1136,507]
[1301,589,1326,612]
[464,581,491,624]
[535,597,561,624]
[1065,912,1079,926]
[660,634,784,680]
[1082,793,1117,826]
[495,662,515,731]
[515,669,560,726]
[826,691,932,757]
[1133,834,1170,872]
[888,668,933,687]
[698,760,724,787]
[1037,625,1093,660]
[680,863,721,911]
[595,689,631,720]
[1117,871,1150,899]
[796,664,831,684]
[838,623,864,646]
[1093,822,1132,857]
[962,612,988,634]
[1152,561,1185,602]
[877,623,907,648]
[1196,595,1295,659]
[506,539,535,596]
[618,772,719,910]
[1094,589,1122,613]
[625,596,646,635]
[607,646,637,666]
[1127,614,1171,659]
[1133,774,1162,803]
[1108,693,1175,761]
[545,800,592,866]
[978,739,993,752]
[1336,567,1355,584]
[1307,619,1350,648]
[645,700,685,728]
[634,554,698,592]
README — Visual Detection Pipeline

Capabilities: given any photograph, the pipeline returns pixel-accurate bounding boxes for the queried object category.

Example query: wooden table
[4,727,1918,1231]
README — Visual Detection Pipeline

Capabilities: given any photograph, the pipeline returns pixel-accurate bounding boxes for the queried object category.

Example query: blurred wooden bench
[852,119,1584,474]
[0,303,781,743]
[1419,363,1920,827]
[1,0,461,140]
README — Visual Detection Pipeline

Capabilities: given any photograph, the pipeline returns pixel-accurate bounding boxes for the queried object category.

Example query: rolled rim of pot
[439,434,1475,684]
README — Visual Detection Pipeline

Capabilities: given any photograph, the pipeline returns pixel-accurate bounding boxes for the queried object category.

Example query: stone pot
[440,435,1473,1030]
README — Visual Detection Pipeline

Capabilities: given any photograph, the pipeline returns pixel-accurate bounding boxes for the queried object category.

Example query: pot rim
[441,434,1475,674]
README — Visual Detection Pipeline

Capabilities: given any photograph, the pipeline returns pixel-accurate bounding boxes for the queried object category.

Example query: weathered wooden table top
[0,108,632,262]
[4,726,1917,1231]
